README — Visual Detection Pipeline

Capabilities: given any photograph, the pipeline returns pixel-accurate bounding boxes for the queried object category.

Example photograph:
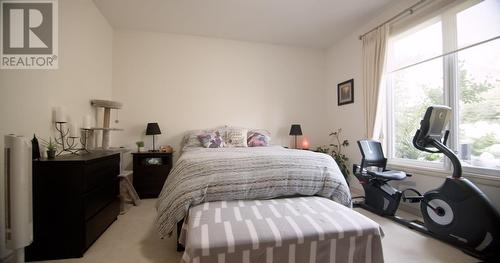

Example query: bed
[155,145,351,238]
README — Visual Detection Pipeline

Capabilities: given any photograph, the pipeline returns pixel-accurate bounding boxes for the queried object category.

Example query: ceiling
[93,0,396,49]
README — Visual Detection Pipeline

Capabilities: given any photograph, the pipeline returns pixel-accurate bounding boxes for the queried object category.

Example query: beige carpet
[30,199,476,263]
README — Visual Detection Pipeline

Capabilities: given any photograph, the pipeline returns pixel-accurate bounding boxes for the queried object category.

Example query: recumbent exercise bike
[353,105,500,260]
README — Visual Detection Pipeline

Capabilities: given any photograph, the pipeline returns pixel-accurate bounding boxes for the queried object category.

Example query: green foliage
[317,128,350,182]
[459,61,498,123]
[136,141,145,147]
[315,146,329,154]
[459,61,494,104]
[40,137,57,151]
[332,153,350,182]
[471,133,500,156]
[394,83,442,161]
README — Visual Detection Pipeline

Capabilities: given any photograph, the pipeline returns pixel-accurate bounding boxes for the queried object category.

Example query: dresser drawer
[85,198,120,249]
[83,180,119,220]
[133,169,169,183]
[83,157,119,193]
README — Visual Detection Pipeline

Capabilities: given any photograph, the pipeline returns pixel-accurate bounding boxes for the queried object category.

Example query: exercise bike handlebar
[412,131,461,178]
[430,139,462,179]
[412,130,449,154]
[412,105,462,179]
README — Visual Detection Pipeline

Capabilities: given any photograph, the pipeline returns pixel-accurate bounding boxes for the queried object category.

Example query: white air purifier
[3,135,33,263]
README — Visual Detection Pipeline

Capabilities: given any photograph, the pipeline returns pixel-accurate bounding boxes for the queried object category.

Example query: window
[386,0,500,173]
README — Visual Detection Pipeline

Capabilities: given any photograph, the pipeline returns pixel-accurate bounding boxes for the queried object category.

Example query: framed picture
[337,79,354,106]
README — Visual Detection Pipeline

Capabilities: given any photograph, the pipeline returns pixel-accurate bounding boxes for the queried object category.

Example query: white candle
[54,106,66,123]
[69,123,79,137]
[82,115,92,129]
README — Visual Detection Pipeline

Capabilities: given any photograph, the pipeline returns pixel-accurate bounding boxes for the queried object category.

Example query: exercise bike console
[353,105,500,260]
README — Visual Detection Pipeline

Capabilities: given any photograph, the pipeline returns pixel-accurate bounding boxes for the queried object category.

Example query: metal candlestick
[79,128,91,154]
[54,122,80,155]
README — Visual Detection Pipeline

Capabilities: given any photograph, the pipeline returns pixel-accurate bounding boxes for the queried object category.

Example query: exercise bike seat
[367,170,407,180]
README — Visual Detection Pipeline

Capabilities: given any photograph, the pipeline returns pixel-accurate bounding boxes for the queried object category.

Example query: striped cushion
[180,196,384,263]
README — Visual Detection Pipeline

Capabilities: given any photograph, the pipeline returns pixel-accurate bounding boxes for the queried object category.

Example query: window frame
[385,0,500,176]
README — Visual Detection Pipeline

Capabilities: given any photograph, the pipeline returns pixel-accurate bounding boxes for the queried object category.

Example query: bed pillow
[197,131,225,148]
[247,131,271,147]
[224,128,248,147]
[248,129,271,138]
[182,130,207,149]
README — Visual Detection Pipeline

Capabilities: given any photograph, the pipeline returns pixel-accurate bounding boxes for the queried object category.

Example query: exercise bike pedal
[402,196,423,203]
[401,188,423,203]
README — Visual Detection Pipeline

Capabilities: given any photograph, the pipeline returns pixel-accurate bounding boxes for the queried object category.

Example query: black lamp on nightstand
[289,124,303,149]
[146,122,161,152]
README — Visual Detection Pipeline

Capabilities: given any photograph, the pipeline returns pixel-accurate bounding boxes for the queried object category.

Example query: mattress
[180,196,384,263]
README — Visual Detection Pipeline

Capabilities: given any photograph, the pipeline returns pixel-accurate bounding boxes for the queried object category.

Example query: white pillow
[224,128,248,147]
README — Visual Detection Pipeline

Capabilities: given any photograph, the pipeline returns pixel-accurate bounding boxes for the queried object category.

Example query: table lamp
[289,124,303,149]
[146,123,161,152]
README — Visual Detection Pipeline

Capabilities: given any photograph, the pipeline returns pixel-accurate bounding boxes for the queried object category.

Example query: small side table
[132,152,173,198]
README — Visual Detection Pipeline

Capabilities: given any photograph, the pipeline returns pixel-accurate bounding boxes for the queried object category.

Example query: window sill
[387,161,500,187]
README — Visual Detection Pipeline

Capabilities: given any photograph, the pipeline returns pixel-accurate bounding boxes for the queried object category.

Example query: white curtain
[362,24,389,140]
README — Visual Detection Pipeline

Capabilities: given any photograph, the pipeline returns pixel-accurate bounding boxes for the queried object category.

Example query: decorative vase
[47,149,56,159]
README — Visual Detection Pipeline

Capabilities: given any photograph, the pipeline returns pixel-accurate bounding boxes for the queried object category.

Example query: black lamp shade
[146,123,161,135]
[289,124,303,136]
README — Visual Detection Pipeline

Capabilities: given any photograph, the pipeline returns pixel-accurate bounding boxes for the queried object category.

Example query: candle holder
[79,128,91,154]
[54,122,80,155]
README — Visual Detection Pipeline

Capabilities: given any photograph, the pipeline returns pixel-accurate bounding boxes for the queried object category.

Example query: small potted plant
[136,141,145,152]
[41,137,58,159]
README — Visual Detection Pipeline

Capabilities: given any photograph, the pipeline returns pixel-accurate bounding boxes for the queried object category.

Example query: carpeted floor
[30,199,476,263]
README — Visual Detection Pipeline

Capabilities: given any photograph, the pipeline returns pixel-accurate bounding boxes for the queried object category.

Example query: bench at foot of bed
[178,196,384,263]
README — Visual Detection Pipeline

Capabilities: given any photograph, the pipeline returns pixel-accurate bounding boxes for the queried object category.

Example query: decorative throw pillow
[248,129,271,137]
[224,128,248,147]
[197,131,225,148]
[247,132,271,147]
[182,130,207,149]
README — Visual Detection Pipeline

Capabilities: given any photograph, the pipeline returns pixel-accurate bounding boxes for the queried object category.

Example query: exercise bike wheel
[421,194,455,229]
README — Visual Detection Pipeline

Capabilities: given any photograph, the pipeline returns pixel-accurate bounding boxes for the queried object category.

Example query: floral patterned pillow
[249,129,271,137]
[197,131,225,148]
[247,132,271,147]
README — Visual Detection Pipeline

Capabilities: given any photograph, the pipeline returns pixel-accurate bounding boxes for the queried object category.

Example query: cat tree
[90,99,123,149]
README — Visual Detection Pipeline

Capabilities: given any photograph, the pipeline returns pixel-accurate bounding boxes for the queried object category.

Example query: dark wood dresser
[26,152,121,261]
[132,152,173,198]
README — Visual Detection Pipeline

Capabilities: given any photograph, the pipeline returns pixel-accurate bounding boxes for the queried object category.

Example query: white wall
[0,0,113,259]
[112,30,328,165]
[325,0,500,211]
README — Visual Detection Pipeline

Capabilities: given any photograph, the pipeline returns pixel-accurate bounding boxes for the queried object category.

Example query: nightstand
[132,152,173,198]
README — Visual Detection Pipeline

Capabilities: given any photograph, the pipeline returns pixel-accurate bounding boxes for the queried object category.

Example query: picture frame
[337,79,354,106]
